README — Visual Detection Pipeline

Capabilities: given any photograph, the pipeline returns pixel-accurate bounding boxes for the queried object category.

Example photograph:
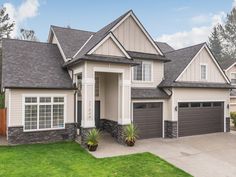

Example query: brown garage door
[133,102,163,139]
[178,102,224,137]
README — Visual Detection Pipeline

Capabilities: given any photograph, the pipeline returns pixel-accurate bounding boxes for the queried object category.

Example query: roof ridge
[2,38,57,46]
[165,42,206,54]
[51,25,95,34]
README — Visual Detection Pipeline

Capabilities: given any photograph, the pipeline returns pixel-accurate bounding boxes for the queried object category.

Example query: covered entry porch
[74,61,132,145]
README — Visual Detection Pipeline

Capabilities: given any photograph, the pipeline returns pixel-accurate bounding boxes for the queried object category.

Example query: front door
[77,101,100,128]
[0,109,6,136]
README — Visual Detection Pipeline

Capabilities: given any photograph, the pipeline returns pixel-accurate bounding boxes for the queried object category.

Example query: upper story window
[95,77,99,97]
[200,64,207,80]
[231,73,236,84]
[133,61,152,82]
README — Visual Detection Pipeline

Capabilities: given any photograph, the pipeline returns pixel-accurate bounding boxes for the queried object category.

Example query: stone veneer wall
[99,119,126,144]
[8,123,76,145]
[164,120,178,138]
[226,117,230,132]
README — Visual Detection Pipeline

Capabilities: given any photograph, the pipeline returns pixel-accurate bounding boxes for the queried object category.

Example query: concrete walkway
[89,132,236,177]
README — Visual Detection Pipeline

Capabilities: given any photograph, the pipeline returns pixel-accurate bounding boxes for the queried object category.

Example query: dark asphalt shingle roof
[127,51,170,62]
[217,57,236,70]
[51,25,94,59]
[159,43,205,87]
[155,42,175,53]
[131,88,170,99]
[2,38,73,89]
[159,81,234,89]
[63,54,140,67]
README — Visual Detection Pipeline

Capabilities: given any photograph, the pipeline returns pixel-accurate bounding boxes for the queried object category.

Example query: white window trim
[200,63,207,80]
[22,94,66,132]
[230,72,236,85]
[132,61,153,83]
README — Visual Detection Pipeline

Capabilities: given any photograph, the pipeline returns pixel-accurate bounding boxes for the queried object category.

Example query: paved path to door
[89,132,236,177]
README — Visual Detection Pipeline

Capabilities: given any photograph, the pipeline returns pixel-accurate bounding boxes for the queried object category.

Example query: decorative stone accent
[226,117,230,132]
[80,127,95,147]
[164,121,178,138]
[117,125,127,144]
[100,119,118,137]
[8,123,76,145]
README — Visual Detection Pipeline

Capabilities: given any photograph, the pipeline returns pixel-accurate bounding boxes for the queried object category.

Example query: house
[0,10,233,145]
[217,58,236,112]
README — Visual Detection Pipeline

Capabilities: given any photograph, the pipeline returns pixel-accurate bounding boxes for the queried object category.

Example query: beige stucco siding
[131,60,164,88]
[93,38,125,57]
[171,88,230,122]
[179,48,226,83]
[7,89,74,127]
[113,16,158,54]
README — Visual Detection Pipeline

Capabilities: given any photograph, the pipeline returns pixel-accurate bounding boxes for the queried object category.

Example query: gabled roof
[155,42,175,53]
[2,39,73,89]
[50,25,94,58]
[159,43,205,87]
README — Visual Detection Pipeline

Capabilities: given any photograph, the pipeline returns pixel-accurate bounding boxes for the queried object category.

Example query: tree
[18,28,38,41]
[208,25,223,61]
[0,6,14,42]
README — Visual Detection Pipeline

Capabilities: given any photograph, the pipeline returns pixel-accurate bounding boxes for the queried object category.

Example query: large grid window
[231,73,236,84]
[24,96,65,131]
[133,61,152,81]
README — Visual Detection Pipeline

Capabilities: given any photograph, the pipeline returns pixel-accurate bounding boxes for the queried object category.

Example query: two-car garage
[132,101,225,139]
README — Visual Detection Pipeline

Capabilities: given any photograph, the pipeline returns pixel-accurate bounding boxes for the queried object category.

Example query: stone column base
[116,125,127,145]
[164,121,178,138]
[80,127,95,147]
[226,117,230,132]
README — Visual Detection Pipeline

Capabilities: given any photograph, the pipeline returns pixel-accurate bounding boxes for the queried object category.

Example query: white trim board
[87,33,131,59]
[176,44,230,84]
[110,11,164,56]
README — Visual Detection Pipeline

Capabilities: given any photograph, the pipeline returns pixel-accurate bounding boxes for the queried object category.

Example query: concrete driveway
[89,132,236,177]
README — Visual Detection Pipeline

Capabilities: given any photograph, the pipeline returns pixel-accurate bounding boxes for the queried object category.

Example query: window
[24,95,65,131]
[200,64,207,80]
[133,62,152,81]
[231,73,236,84]
[213,102,222,107]
[95,77,99,96]
[202,102,212,107]
[191,103,200,107]
[179,103,189,108]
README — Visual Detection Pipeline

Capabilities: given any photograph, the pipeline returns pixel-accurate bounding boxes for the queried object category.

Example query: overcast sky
[2,0,236,49]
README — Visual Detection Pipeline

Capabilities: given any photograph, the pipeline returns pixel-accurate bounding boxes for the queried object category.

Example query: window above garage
[133,61,152,82]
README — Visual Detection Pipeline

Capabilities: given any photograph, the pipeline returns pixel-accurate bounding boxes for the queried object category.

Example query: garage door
[178,102,224,137]
[133,102,162,139]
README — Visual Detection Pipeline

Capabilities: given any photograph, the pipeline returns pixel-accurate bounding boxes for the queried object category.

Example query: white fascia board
[110,11,164,56]
[87,33,131,59]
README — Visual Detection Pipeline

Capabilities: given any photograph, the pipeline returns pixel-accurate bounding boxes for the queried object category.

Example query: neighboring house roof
[155,42,175,53]
[217,57,236,70]
[51,25,94,59]
[131,88,170,99]
[2,39,73,89]
[159,43,205,87]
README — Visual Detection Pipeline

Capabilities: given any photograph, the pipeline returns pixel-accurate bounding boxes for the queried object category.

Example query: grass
[0,142,191,177]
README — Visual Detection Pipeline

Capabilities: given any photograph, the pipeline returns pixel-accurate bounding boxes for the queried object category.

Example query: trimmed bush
[0,93,4,109]
[230,112,236,127]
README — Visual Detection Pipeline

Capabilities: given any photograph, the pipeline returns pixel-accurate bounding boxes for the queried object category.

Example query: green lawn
[0,142,191,177]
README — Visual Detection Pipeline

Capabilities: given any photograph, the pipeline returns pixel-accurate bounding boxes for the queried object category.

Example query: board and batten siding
[131,60,164,88]
[93,38,125,57]
[7,89,74,127]
[113,16,158,54]
[178,48,226,83]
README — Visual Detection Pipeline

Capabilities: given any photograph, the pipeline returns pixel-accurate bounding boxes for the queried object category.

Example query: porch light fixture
[227,104,229,109]
[175,106,178,111]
